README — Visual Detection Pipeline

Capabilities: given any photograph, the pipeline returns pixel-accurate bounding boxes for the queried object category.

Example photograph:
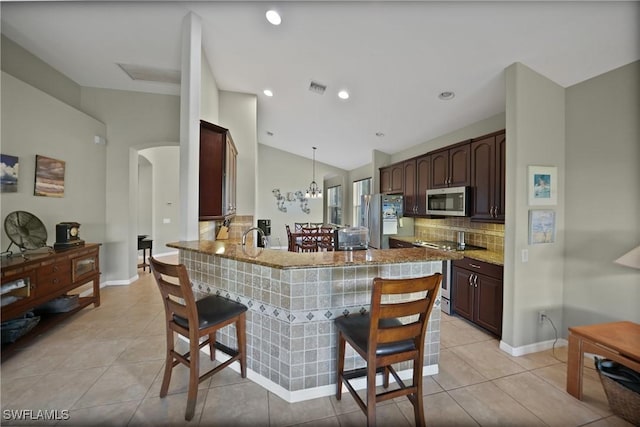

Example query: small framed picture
[529,209,556,244]
[528,165,557,206]
[1,154,19,193]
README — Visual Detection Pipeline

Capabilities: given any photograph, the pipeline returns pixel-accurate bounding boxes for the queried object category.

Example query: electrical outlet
[538,310,547,324]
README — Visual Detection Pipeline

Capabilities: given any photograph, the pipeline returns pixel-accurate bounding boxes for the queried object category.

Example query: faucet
[242,227,266,247]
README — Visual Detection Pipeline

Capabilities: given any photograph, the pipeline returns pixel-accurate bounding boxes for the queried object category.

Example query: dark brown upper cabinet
[430,143,471,188]
[470,131,505,222]
[379,163,403,194]
[199,120,237,221]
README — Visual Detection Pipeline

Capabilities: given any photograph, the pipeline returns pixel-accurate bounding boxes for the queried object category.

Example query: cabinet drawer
[36,272,70,294]
[38,261,71,277]
[453,257,503,279]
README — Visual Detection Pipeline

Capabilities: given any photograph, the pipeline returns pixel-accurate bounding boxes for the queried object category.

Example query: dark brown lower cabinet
[452,258,503,337]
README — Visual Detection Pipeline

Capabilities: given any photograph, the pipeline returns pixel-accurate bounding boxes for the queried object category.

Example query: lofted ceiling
[1,1,638,170]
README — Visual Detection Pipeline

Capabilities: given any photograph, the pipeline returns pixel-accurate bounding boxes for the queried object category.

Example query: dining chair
[297,226,319,252]
[285,224,296,252]
[317,226,335,251]
[294,222,309,232]
[149,257,248,420]
[334,273,442,427]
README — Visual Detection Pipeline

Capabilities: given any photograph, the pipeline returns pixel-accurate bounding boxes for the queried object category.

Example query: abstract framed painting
[34,155,65,197]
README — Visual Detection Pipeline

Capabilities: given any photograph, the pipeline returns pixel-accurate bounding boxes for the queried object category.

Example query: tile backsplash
[199,215,254,242]
[415,217,504,253]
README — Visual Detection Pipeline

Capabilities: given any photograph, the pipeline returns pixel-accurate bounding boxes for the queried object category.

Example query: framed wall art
[1,154,19,193]
[34,155,66,197]
[528,165,557,206]
[529,209,556,244]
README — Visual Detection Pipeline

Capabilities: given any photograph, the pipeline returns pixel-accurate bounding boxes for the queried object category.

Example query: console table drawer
[38,261,71,277]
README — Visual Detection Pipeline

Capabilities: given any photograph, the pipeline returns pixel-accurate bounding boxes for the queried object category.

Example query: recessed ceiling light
[376,132,385,137]
[266,131,274,136]
[266,10,281,26]
[338,90,350,100]
[438,91,455,100]
[263,89,273,97]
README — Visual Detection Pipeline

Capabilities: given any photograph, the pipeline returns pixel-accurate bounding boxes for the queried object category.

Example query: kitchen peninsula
[167,240,461,402]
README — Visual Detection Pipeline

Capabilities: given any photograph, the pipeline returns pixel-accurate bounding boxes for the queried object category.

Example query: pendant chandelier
[306,147,322,198]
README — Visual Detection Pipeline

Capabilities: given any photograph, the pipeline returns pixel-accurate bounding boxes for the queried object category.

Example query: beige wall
[564,61,640,326]
[504,62,566,349]
[1,72,107,273]
[80,87,180,283]
[138,146,181,257]
[256,144,346,249]
[219,91,258,217]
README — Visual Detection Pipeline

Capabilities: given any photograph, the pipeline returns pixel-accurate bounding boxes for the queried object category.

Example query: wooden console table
[1,244,101,360]
[567,321,640,399]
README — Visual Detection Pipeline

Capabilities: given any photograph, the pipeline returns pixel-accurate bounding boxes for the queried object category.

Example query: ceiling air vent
[117,63,180,84]
[308,81,327,95]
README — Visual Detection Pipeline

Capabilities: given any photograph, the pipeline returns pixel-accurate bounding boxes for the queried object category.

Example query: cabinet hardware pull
[468,275,473,286]
[473,275,478,287]
[469,263,481,269]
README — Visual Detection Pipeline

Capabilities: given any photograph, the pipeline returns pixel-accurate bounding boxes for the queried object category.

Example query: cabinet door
[403,159,416,215]
[380,167,392,193]
[494,132,506,221]
[224,135,237,217]
[474,274,503,336]
[416,155,430,215]
[430,149,449,188]
[471,136,495,221]
[452,267,474,321]
[448,143,471,187]
[390,164,404,193]
[199,123,225,220]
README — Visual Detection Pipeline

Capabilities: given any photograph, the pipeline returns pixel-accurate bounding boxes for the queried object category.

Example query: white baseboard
[102,275,139,286]
[499,338,568,356]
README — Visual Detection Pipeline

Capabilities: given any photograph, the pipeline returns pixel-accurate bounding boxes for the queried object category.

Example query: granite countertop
[167,240,462,269]
[389,236,504,266]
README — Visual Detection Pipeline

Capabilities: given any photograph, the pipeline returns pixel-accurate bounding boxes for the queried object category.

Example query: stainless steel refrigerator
[359,194,413,249]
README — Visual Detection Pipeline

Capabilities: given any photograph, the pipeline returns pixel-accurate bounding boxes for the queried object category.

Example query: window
[352,178,372,226]
[326,185,342,225]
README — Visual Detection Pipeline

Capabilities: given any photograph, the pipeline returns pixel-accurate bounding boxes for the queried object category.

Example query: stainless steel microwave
[426,186,470,216]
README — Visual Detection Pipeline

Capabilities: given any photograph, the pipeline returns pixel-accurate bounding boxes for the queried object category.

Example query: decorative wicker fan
[4,211,48,253]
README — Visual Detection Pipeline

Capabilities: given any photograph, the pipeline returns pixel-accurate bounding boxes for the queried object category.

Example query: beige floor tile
[582,415,636,427]
[2,367,105,412]
[289,415,340,427]
[268,394,336,427]
[450,340,527,380]
[397,391,480,426]
[510,346,566,371]
[64,401,139,426]
[200,381,269,426]
[147,361,216,396]
[128,388,209,426]
[531,363,613,417]
[1,375,46,410]
[329,384,396,416]
[440,318,494,348]
[493,371,602,427]
[433,348,487,390]
[337,402,411,427]
[72,360,163,409]
[114,334,166,364]
[0,343,75,380]
[448,381,546,426]
[56,338,135,371]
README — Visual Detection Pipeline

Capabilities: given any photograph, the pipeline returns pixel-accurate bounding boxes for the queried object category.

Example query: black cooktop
[413,240,485,251]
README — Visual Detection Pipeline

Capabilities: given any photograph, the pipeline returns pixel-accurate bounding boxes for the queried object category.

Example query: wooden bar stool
[334,273,442,427]
[149,257,248,421]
